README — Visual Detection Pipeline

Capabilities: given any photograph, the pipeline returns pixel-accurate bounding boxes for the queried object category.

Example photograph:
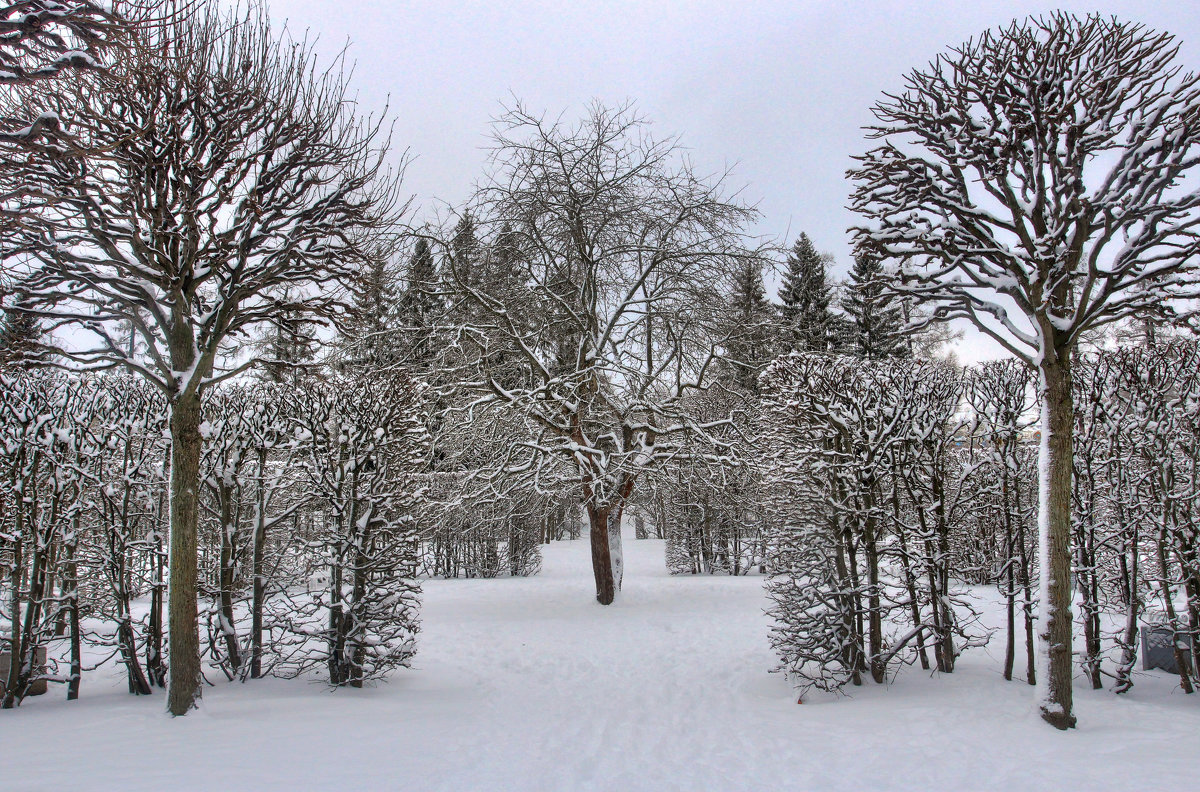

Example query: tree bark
[1038,355,1076,729]
[250,449,268,679]
[217,486,241,676]
[166,391,203,716]
[588,506,616,605]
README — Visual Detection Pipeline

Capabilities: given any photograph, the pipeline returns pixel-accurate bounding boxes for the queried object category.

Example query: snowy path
[4,537,1199,791]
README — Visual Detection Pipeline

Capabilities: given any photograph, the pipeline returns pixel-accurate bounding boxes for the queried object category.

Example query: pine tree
[842,249,907,359]
[338,247,404,373]
[446,211,481,307]
[778,233,835,352]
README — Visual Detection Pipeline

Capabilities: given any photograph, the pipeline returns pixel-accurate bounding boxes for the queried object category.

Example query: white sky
[264,0,1200,364]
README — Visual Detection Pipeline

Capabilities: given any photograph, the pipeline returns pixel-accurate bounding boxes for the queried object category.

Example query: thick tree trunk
[588,506,616,605]
[1037,356,1076,729]
[608,509,624,591]
[166,391,203,716]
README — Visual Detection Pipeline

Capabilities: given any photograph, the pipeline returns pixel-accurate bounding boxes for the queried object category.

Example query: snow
[4,537,1199,791]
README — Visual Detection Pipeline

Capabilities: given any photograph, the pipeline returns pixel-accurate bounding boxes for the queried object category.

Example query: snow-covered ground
[4,536,1198,791]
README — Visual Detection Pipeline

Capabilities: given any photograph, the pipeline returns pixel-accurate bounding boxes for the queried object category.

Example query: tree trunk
[250,450,268,679]
[1037,356,1076,729]
[147,526,166,688]
[217,487,241,676]
[588,506,616,605]
[166,391,203,716]
[64,534,83,701]
[1002,466,1016,681]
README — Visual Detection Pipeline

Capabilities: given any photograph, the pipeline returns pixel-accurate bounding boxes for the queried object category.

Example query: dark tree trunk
[217,487,241,676]
[862,488,884,683]
[1002,467,1016,682]
[1039,355,1076,729]
[250,449,268,679]
[64,534,83,701]
[166,390,203,716]
[588,506,616,605]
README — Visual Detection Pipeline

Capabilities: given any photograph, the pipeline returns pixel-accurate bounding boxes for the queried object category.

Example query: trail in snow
[3,535,1198,791]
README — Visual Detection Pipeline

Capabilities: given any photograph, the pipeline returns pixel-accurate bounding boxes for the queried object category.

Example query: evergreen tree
[842,248,907,360]
[724,259,778,391]
[0,293,47,369]
[446,211,481,309]
[397,238,442,367]
[337,247,404,373]
[778,233,835,351]
[258,289,318,385]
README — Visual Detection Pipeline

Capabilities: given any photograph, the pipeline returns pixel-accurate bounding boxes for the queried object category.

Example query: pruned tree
[437,101,764,604]
[847,13,1200,728]
[761,352,982,693]
[4,2,405,714]
[273,373,427,687]
[964,360,1039,685]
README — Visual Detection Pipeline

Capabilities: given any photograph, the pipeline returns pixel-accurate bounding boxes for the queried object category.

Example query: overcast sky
[265,0,1200,363]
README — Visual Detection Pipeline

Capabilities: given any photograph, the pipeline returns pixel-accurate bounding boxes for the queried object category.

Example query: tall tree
[778,233,835,351]
[5,3,404,714]
[848,13,1200,728]
[841,248,906,359]
[442,101,764,605]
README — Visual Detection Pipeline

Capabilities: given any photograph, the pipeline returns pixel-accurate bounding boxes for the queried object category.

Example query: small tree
[280,373,426,687]
[848,13,1200,728]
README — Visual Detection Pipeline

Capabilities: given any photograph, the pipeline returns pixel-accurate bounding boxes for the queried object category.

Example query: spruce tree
[337,250,402,373]
[778,233,835,351]
[725,259,778,391]
[0,294,47,369]
[398,238,442,366]
[842,248,907,359]
[257,287,318,384]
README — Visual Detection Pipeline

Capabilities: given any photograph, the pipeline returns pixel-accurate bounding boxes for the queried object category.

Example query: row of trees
[762,343,1200,700]
[0,370,426,705]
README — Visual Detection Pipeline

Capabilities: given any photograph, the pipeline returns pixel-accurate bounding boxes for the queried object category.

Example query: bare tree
[847,13,1200,729]
[4,3,404,714]
[437,101,763,604]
